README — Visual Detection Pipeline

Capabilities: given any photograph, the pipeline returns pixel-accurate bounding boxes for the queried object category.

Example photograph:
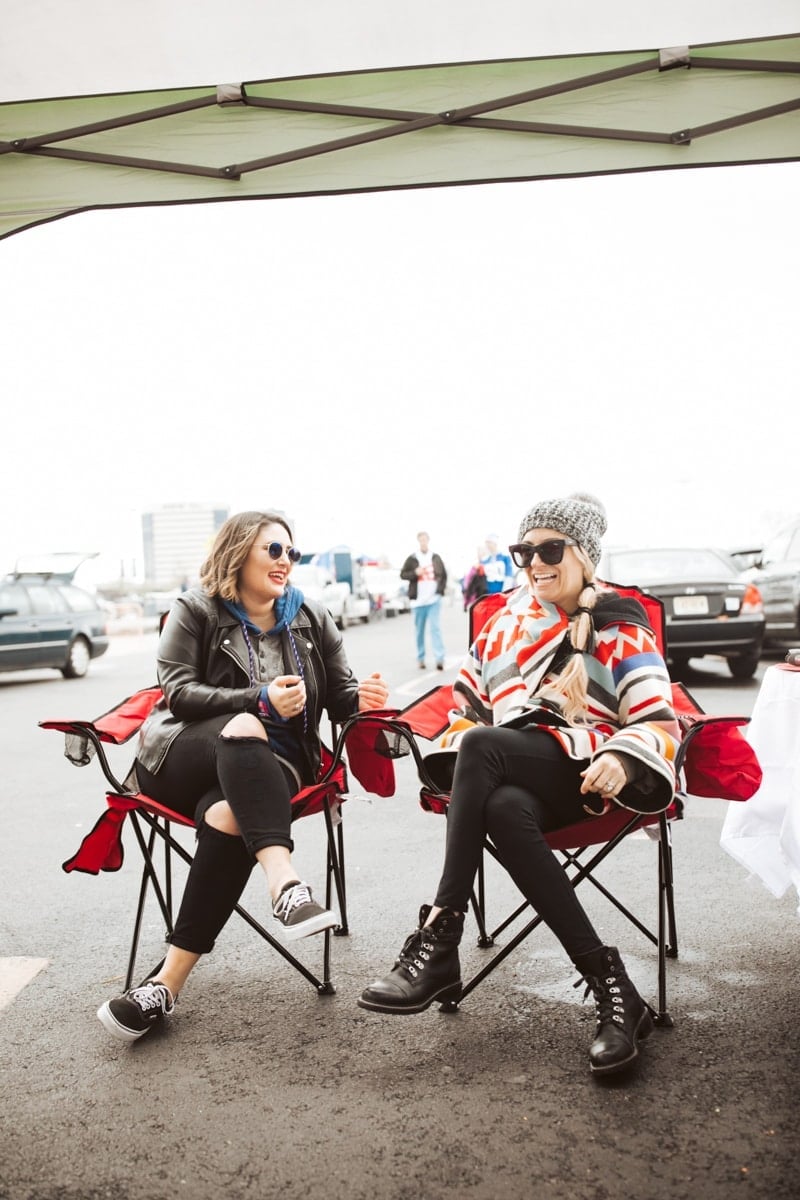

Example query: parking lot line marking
[0,957,49,1011]
[395,659,457,696]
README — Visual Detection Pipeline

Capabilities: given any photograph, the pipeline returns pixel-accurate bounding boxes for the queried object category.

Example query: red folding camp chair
[357,583,761,1025]
[41,690,397,996]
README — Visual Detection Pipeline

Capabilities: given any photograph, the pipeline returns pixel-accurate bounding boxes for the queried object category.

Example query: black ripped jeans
[135,716,299,955]
[433,725,603,962]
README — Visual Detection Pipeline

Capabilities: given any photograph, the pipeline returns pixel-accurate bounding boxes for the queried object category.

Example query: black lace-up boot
[574,945,654,1076]
[358,905,464,1014]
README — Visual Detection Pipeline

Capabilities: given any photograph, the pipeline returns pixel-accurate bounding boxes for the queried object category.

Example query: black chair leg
[124,814,174,989]
[471,858,494,947]
[654,814,676,1027]
[127,809,337,996]
[322,800,349,937]
[661,818,679,957]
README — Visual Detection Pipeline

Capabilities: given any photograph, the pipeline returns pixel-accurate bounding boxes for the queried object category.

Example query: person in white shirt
[400,531,448,670]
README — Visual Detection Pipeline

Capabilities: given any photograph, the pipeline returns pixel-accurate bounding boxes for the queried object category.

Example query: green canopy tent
[2,16,798,242]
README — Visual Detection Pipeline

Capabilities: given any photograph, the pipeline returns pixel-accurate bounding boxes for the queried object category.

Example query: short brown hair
[199,511,293,602]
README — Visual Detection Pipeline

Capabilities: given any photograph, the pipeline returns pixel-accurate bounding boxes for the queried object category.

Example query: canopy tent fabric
[1,10,799,241]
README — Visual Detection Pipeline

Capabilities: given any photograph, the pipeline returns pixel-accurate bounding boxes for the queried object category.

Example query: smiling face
[523,526,586,613]
[237,521,295,608]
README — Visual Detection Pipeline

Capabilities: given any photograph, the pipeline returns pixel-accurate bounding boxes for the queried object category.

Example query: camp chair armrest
[675,713,761,801]
[39,719,131,794]
[41,687,164,793]
[341,710,443,792]
[40,718,100,738]
[328,708,400,763]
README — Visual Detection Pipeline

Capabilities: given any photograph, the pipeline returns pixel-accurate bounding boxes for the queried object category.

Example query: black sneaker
[97,980,175,1042]
[272,880,338,942]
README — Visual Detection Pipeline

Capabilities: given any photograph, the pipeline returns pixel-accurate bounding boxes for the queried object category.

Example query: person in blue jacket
[480,533,515,594]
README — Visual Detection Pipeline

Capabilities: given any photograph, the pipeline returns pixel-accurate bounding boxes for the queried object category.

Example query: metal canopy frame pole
[3,49,798,181]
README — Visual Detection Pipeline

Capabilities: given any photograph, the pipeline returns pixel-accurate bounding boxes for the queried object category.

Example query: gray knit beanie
[517,492,608,566]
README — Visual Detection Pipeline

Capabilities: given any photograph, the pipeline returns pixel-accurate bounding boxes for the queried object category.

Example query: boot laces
[584,972,627,1027]
[396,931,435,979]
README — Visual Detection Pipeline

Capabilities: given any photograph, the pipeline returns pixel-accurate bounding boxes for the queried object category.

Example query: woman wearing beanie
[359,493,680,1077]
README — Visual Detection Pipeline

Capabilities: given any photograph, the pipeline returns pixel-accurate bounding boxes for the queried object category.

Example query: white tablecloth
[720,664,800,913]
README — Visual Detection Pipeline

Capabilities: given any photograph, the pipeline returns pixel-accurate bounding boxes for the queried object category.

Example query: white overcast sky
[2,1,799,585]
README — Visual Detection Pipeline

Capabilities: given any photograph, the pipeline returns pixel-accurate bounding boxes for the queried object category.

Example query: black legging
[135,717,300,955]
[433,725,603,962]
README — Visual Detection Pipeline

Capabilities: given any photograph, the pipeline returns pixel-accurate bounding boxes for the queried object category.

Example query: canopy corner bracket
[217,84,247,106]
[659,46,691,72]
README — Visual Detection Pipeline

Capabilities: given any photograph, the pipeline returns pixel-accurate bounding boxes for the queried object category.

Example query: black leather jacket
[400,552,447,601]
[136,589,360,785]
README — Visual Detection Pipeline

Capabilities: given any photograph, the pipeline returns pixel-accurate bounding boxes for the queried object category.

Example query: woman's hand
[357,672,390,712]
[580,752,628,801]
[268,675,306,720]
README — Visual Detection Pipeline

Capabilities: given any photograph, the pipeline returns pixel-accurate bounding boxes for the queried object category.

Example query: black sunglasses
[509,538,578,568]
[266,541,302,564]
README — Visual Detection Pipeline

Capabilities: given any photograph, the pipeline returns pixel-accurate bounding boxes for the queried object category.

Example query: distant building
[142,503,228,587]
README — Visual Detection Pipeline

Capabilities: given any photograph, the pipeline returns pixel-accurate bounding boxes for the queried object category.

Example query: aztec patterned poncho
[440,585,679,815]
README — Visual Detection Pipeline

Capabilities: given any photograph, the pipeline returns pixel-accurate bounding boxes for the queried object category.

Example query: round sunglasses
[265,541,302,564]
[508,538,578,568]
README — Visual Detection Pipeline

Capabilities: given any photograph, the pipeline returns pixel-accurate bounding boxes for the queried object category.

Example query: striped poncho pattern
[443,586,679,814]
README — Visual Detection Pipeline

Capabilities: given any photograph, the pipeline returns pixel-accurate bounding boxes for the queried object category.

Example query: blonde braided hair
[540,544,598,725]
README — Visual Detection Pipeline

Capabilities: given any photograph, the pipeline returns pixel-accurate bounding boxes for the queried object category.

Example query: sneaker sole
[278,910,340,942]
[357,981,463,1014]
[96,1002,150,1043]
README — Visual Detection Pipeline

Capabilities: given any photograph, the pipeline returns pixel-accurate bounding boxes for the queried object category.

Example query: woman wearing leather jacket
[98,510,389,1043]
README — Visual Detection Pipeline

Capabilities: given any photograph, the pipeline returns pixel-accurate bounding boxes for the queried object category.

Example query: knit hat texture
[517,492,608,566]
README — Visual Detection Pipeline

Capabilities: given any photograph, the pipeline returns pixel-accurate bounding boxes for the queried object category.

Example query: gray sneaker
[97,980,175,1042]
[272,880,338,941]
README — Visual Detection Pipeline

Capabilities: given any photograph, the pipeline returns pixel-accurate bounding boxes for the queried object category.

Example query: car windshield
[603,548,735,584]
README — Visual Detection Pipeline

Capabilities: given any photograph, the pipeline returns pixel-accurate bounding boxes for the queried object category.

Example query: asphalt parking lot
[1,606,798,1200]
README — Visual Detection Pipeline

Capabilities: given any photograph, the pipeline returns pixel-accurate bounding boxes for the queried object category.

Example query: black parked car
[0,571,109,678]
[598,547,765,679]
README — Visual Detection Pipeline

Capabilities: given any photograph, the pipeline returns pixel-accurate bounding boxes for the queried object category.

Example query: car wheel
[728,651,760,680]
[62,635,91,678]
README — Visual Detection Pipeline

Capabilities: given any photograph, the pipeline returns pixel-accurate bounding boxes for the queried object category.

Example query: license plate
[673,594,709,616]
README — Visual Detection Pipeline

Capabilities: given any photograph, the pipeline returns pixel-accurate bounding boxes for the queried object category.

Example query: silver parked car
[738,519,800,644]
[290,563,350,630]
[360,565,410,617]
